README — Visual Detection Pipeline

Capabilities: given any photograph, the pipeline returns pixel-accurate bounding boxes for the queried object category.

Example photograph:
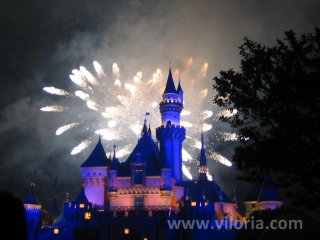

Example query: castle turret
[81,137,110,208]
[159,68,183,126]
[24,182,41,240]
[177,79,184,104]
[156,68,186,183]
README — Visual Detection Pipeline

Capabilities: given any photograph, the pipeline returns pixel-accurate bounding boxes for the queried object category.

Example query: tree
[213,29,320,208]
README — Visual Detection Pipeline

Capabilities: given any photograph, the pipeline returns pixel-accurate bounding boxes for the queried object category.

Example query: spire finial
[148,123,151,135]
[98,135,101,143]
[201,132,204,149]
[113,142,116,159]
[141,113,149,136]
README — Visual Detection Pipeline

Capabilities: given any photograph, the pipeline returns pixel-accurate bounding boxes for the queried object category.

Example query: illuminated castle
[24,69,282,240]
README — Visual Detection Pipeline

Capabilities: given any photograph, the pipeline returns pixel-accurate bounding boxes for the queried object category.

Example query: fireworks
[41,58,237,180]
[71,139,92,155]
[40,105,64,112]
[43,87,69,96]
[56,123,80,136]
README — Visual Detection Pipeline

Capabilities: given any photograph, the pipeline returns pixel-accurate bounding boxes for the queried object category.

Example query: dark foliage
[213,29,320,208]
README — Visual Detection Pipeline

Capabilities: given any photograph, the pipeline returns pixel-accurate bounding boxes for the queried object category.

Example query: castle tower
[24,182,42,240]
[80,137,110,208]
[156,68,186,183]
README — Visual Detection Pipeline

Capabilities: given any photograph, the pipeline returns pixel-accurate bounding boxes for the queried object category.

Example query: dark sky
[1,0,320,208]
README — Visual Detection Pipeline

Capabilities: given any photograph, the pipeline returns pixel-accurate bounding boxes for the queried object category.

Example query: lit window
[79,204,85,208]
[125,211,129,217]
[124,228,130,235]
[53,228,59,235]
[191,201,196,206]
[84,212,91,221]
[144,238,148,240]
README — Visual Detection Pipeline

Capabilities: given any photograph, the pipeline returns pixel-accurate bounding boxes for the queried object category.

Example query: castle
[23,69,283,240]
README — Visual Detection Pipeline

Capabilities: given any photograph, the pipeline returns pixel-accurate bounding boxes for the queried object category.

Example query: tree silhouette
[213,29,320,208]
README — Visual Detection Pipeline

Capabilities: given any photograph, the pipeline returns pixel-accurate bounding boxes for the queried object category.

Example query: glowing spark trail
[199,89,208,100]
[201,110,213,120]
[216,132,239,141]
[200,62,208,78]
[211,152,232,167]
[43,87,69,96]
[40,105,64,112]
[93,60,106,78]
[56,123,80,135]
[71,139,92,155]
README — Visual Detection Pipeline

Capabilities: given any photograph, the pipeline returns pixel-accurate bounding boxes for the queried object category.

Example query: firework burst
[41,58,236,180]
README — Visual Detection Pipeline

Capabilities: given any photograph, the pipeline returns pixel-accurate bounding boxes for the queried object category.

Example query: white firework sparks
[211,152,232,167]
[40,105,64,112]
[56,123,80,135]
[216,132,239,142]
[216,109,238,119]
[43,87,69,96]
[42,58,236,180]
[71,139,92,155]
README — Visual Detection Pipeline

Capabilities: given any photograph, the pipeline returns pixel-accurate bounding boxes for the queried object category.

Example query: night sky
[1,0,320,208]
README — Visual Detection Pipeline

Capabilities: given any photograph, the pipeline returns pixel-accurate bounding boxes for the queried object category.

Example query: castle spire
[148,123,152,136]
[200,132,207,167]
[177,78,183,92]
[111,143,119,170]
[113,142,117,159]
[199,132,208,182]
[141,118,148,136]
[50,177,59,217]
[24,171,40,206]
[163,68,177,94]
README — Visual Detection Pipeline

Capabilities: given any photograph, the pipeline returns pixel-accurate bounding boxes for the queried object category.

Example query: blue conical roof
[117,132,161,176]
[24,190,40,205]
[73,188,89,204]
[163,68,177,94]
[81,137,110,167]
